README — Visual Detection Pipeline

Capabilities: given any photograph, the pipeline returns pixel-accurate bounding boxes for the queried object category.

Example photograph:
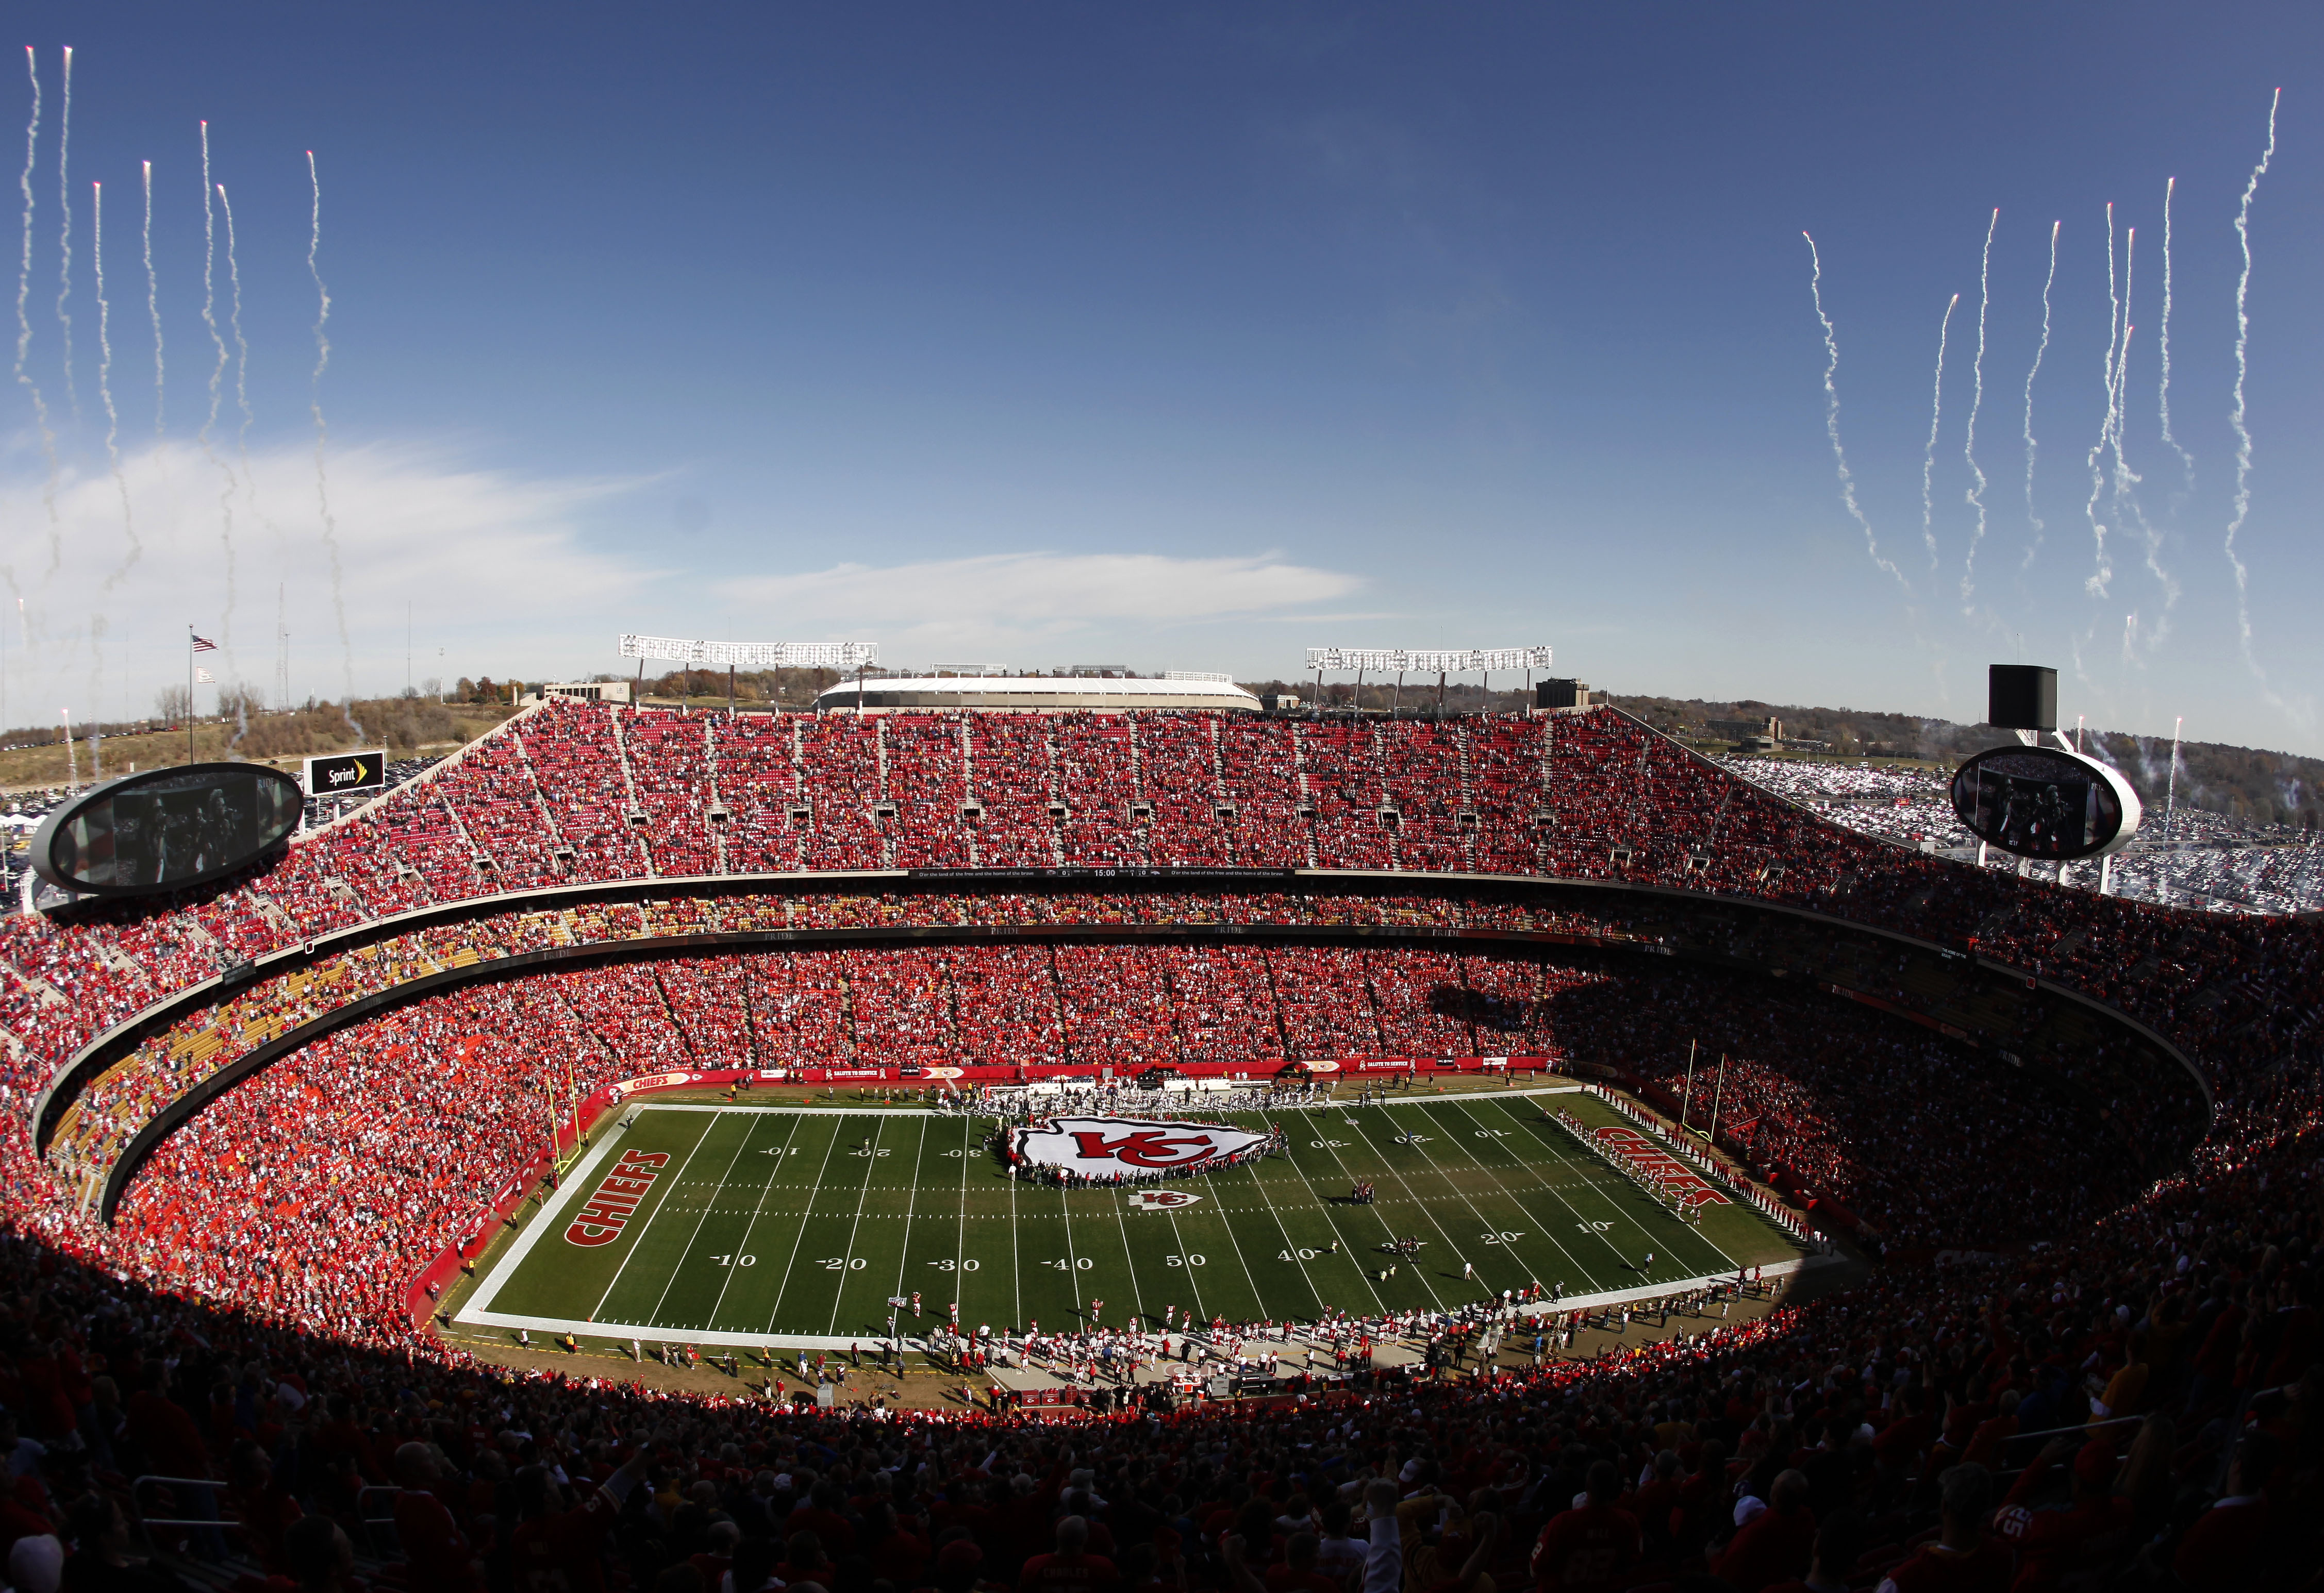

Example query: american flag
[191,634,218,651]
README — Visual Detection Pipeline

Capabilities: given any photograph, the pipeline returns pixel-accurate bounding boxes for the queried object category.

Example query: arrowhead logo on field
[1014,1115,1268,1179]
[1127,1189,1204,1210]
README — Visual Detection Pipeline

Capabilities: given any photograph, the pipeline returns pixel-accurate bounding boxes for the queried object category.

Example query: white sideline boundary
[452,1086,1819,1354]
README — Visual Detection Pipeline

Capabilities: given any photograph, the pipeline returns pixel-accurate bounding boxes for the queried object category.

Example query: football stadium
[1,681,2303,1588]
[4,13,2320,1593]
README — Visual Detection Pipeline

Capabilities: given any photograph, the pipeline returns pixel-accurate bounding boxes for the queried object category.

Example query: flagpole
[187,626,195,766]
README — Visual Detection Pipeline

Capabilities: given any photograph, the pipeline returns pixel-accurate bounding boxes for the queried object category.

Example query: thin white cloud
[732,550,1368,660]
[0,436,646,718]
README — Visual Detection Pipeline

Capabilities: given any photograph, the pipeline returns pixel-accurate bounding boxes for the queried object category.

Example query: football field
[454,1088,1803,1351]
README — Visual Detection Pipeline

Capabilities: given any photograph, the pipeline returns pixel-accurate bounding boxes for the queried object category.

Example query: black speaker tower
[1987,664,2057,732]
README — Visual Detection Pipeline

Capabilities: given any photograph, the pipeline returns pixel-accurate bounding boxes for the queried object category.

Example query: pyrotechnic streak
[2225,89,2280,685]
[2021,220,2059,569]
[307,150,352,699]
[2158,176,2190,486]
[90,180,137,588]
[1920,292,1960,572]
[1801,233,1904,588]
[197,127,236,660]
[1960,209,1996,603]
[141,159,159,433]
[218,183,252,455]
[2085,207,2120,597]
[53,44,71,421]
[14,48,58,541]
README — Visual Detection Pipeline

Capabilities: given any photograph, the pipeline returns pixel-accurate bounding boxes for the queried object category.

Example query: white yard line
[763,1115,847,1333]
[1425,1097,1604,1289]
[825,1117,890,1333]
[640,1114,766,1330]
[1337,1101,1468,1307]
[584,1112,724,1326]
[1299,1106,1446,1310]
[458,1116,638,1321]
[1104,1187,1151,1323]
[1247,1124,1388,1316]
[1163,1207,1209,1321]
[1230,1114,1325,1315]
[701,1112,810,1329]
[1485,1095,1743,1280]
[886,1116,933,1326]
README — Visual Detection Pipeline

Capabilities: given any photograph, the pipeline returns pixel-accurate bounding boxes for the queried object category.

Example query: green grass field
[453,1088,1802,1351]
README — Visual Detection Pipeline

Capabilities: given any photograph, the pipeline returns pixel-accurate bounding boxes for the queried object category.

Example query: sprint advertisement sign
[304,750,388,797]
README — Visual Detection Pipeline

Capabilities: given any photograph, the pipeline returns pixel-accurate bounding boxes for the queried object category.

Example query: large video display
[34,764,304,898]
[1949,745,2140,861]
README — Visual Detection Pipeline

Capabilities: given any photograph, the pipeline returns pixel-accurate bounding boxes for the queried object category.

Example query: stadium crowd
[0,702,2317,1587]
[41,945,2133,1359]
[0,1058,2311,1590]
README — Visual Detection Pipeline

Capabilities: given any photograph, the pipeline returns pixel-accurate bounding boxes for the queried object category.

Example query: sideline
[453,1091,1828,1354]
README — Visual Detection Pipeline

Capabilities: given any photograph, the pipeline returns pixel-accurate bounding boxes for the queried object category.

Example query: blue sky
[5,3,2322,753]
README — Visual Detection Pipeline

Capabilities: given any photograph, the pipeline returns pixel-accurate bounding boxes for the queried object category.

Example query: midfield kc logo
[1013,1115,1270,1178]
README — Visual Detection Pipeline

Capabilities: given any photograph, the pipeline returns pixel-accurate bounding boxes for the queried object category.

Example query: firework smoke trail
[2085,207,2121,597]
[2158,176,2191,488]
[1801,233,1904,588]
[2020,220,2059,571]
[141,159,159,434]
[2107,228,2173,644]
[13,48,60,544]
[53,44,72,422]
[306,151,354,709]
[2225,89,2280,686]
[1919,292,1960,573]
[91,179,138,590]
[217,184,254,463]
[197,127,237,661]
[1960,209,1997,604]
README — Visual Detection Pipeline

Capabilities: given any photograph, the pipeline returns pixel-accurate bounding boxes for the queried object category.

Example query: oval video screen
[1949,745,2127,861]
[34,763,304,897]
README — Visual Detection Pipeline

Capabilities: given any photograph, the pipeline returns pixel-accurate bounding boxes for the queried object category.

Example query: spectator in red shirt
[223,1438,303,1577]
[2170,1434,2276,1593]
[1877,1465,2008,1593]
[391,1440,480,1591]
[1530,1462,1639,1593]
[1759,1511,1864,1593]
[1713,1470,1816,1593]
[124,1365,211,1483]
[786,1478,858,1554]
[283,1513,361,1593]
[1264,1532,1344,1593]
[1022,1515,1122,1593]
[1990,1436,2132,1591]
[510,1441,653,1593]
